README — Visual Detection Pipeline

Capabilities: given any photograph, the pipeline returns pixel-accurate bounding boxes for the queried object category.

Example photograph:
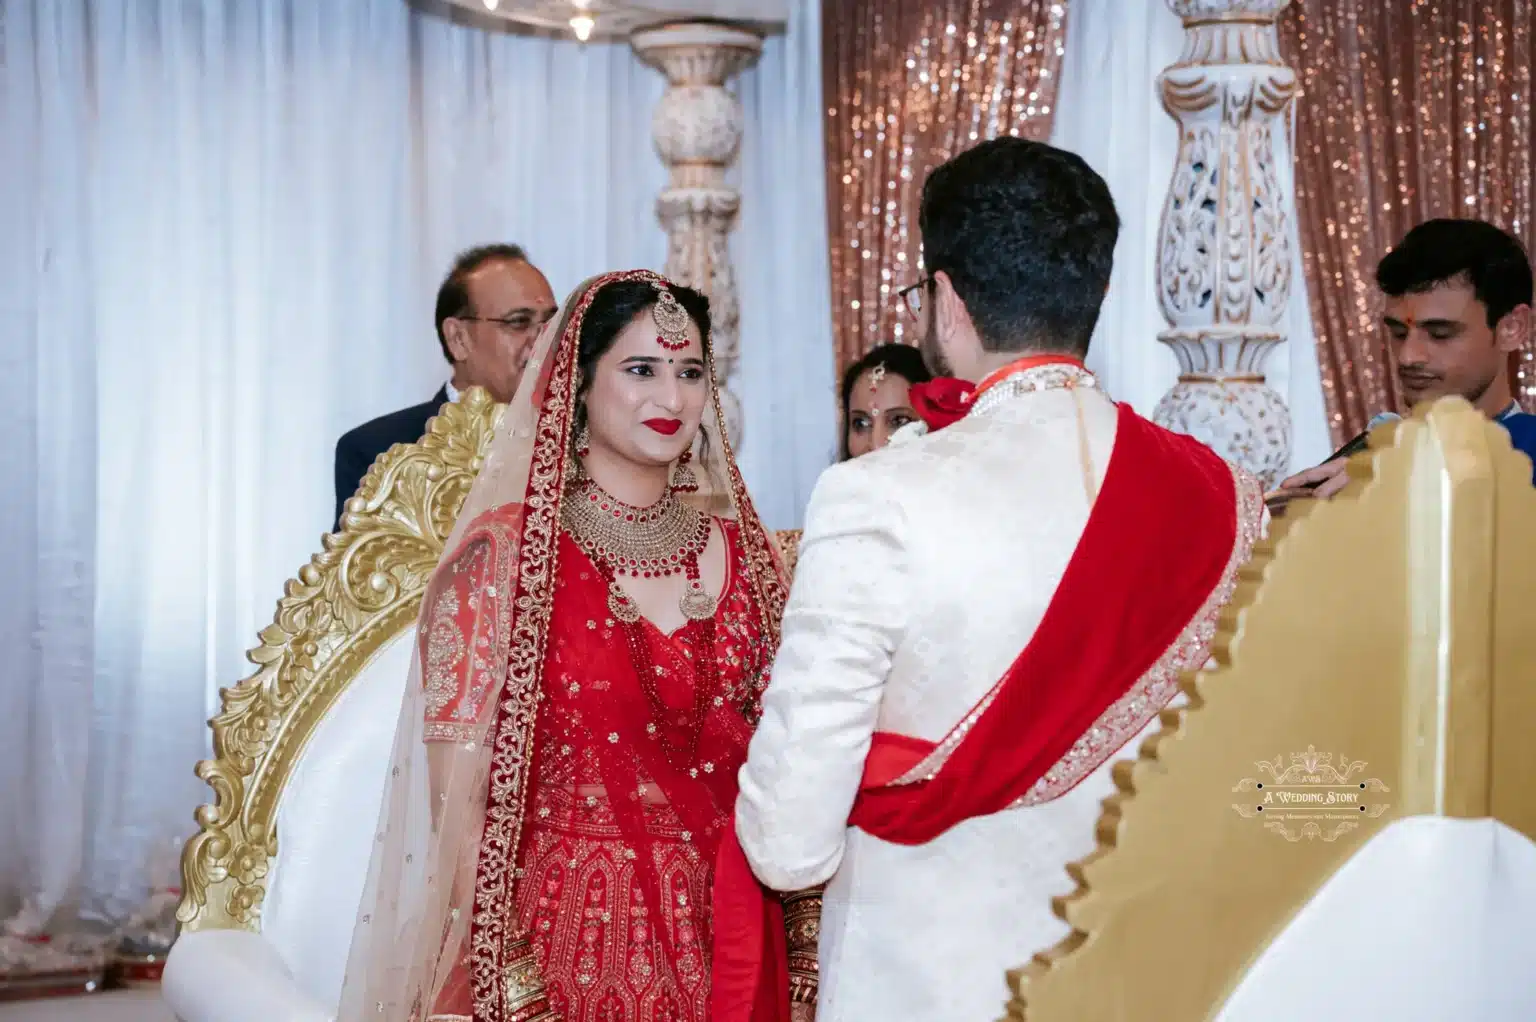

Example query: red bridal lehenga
[425,515,775,1021]
[335,270,812,1022]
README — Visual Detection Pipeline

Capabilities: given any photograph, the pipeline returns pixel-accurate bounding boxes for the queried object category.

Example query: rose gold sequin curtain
[823,1,1068,373]
[1280,1,1534,442]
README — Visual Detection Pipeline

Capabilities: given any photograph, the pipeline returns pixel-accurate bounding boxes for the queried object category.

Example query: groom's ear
[933,272,957,336]
[933,271,975,353]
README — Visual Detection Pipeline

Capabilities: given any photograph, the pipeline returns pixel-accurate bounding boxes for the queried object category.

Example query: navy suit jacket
[333,386,450,530]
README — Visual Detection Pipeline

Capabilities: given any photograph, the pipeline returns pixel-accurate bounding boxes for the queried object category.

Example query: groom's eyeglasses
[897,276,932,318]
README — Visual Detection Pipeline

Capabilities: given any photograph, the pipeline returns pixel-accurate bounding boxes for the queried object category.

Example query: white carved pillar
[631,23,762,449]
[1151,0,1298,488]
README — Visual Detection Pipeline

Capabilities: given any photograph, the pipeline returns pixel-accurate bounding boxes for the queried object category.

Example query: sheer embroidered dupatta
[336,270,790,1021]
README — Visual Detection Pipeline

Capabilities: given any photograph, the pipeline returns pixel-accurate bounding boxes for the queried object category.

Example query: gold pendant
[679,585,715,621]
[608,585,641,623]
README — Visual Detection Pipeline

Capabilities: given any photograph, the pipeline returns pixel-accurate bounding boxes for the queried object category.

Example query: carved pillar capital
[1151,0,1297,488]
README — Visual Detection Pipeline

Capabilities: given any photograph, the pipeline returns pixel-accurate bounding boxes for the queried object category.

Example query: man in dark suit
[1270,218,1536,507]
[333,244,556,528]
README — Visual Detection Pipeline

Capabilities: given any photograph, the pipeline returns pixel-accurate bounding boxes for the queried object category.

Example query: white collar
[445,380,461,404]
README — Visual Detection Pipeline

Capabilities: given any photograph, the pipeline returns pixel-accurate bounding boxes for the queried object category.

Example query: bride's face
[583,305,709,468]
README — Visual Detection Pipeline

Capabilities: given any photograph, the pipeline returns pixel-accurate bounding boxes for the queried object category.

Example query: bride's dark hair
[572,279,716,466]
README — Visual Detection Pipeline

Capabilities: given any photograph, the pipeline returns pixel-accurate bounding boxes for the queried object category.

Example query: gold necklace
[562,479,715,621]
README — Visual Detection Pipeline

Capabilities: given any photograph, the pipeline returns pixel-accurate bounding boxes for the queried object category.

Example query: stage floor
[0,990,175,1022]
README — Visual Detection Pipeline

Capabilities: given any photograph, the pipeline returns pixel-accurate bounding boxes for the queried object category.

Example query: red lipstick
[644,418,683,436]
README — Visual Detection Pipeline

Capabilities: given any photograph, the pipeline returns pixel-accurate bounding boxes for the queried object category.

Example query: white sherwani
[736,377,1155,1022]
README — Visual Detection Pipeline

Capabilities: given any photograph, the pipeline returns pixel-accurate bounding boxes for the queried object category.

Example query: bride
[338,270,818,1021]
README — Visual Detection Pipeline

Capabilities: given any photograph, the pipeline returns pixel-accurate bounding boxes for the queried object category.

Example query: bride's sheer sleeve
[421,531,505,744]
[417,514,522,849]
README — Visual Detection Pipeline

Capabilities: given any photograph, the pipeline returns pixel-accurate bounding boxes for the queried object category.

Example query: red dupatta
[712,403,1259,1021]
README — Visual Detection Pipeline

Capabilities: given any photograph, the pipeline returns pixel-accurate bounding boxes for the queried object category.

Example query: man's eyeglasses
[897,276,932,318]
[457,312,553,333]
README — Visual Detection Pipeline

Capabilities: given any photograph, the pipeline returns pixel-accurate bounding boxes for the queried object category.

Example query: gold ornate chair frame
[163,390,502,1021]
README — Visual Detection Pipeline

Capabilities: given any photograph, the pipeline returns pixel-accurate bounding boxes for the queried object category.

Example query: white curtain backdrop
[0,0,830,931]
[1050,0,1332,473]
[735,0,838,524]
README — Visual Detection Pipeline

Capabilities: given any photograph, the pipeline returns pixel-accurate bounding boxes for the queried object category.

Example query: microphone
[1267,412,1404,513]
[1326,411,1402,463]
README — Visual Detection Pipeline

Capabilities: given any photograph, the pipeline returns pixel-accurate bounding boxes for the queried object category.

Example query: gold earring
[671,449,699,493]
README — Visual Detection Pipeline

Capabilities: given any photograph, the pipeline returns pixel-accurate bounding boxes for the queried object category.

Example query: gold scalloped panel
[176,389,503,933]
[1489,408,1536,841]
[1003,398,1536,1021]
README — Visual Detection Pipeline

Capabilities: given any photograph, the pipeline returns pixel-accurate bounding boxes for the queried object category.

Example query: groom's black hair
[918,137,1118,357]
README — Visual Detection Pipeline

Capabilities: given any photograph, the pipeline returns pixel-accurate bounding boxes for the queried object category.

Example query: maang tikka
[653,285,690,352]
[655,283,699,493]
[868,363,887,417]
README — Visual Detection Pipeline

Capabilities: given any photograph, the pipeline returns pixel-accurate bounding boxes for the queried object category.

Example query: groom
[729,138,1262,1020]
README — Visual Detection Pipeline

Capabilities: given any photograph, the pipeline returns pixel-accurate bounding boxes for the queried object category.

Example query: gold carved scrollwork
[176,388,503,933]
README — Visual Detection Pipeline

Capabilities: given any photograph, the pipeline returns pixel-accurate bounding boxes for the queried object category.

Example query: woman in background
[772,344,933,574]
[839,343,932,461]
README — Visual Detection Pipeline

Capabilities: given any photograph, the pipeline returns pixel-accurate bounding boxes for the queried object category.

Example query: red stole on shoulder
[710,403,1242,1021]
[848,404,1238,843]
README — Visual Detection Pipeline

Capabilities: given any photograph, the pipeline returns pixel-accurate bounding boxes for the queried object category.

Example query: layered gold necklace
[561,477,715,622]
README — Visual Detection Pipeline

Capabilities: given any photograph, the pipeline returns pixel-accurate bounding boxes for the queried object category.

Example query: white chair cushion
[1218,816,1536,1021]
[260,624,415,1013]
[162,929,330,1022]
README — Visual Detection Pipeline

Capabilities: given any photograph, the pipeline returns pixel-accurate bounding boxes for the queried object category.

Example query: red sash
[848,404,1238,842]
[710,404,1242,1021]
